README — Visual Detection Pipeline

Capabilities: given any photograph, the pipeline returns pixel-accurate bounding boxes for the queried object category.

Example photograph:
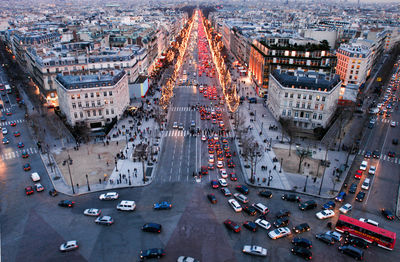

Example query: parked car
[335,192,346,202]
[276,209,291,218]
[316,210,335,219]
[207,194,217,204]
[153,201,172,210]
[236,185,249,195]
[299,200,317,211]
[293,223,311,234]
[59,240,78,252]
[339,203,352,214]
[322,201,336,210]
[282,194,301,202]
[291,246,313,260]
[259,190,273,198]
[268,227,291,239]
[273,217,289,228]
[315,233,335,245]
[349,183,358,194]
[292,237,312,248]
[381,209,395,220]
[139,248,166,260]
[325,231,343,242]
[242,245,267,257]
[243,205,257,216]
[338,245,364,260]
[355,191,365,202]
[243,221,258,232]
[224,219,241,232]
[221,187,232,196]
[255,218,271,230]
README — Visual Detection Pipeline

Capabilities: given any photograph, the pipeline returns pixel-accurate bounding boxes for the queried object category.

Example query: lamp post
[86,174,91,191]
[279,158,283,173]
[304,175,309,192]
[115,158,118,172]
[318,145,330,195]
[66,154,75,194]
[268,170,272,186]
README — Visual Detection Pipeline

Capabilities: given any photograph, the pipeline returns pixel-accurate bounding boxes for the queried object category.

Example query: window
[303,94,307,99]
[300,111,304,118]
[290,93,294,98]
[85,93,88,98]
[87,111,91,117]
[106,109,109,115]
[78,102,82,108]
[313,114,317,119]
[90,93,94,98]
[282,109,286,116]
[305,113,310,118]
[110,100,113,104]
[316,95,320,101]
[285,92,288,98]
[71,95,75,100]
[301,103,305,108]
[287,110,292,116]
[296,102,300,108]
[320,104,324,110]
[72,103,76,109]
[104,91,107,96]
[318,114,322,120]
[109,91,113,96]
[93,110,96,116]
[289,101,293,107]
[86,102,89,107]
[92,102,95,107]
[297,94,301,99]
[99,110,102,116]
[307,103,311,109]
[111,109,114,114]
[96,92,100,97]
[97,100,101,105]
[77,94,81,99]
[294,111,299,117]
[315,103,319,110]
[74,112,78,119]
[322,96,326,102]
[309,95,312,100]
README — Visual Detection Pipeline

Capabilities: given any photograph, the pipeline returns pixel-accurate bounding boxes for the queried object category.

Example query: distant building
[267,69,341,130]
[55,70,129,130]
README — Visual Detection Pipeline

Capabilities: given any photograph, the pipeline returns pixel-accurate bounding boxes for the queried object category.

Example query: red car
[10,121,16,126]
[13,131,21,137]
[354,170,362,179]
[224,219,241,233]
[227,159,235,168]
[230,172,237,181]
[6,112,12,116]
[201,166,208,176]
[25,186,34,195]
[23,163,31,171]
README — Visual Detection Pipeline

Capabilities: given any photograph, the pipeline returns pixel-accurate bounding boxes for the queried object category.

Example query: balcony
[82,104,106,110]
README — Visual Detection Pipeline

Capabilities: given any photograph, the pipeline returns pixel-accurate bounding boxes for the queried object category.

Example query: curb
[396,184,400,219]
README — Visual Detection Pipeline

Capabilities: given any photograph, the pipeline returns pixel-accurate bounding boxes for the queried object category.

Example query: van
[338,245,364,260]
[233,193,248,203]
[252,203,269,215]
[359,218,379,227]
[361,178,370,190]
[228,199,242,212]
[116,200,136,211]
[31,172,40,182]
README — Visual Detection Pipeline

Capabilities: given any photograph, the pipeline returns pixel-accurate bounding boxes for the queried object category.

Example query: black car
[364,151,372,158]
[381,209,395,220]
[139,248,165,260]
[58,200,74,207]
[259,190,273,198]
[291,246,312,260]
[338,245,364,260]
[388,151,396,157]
[292,237,312,248]
[345,236,369,249]
[355,191,365,202]
[293,223,311,234]
[298,200,317,211]
[282,194,301,202]
[392,138,398,145]
[243,221,257,232]
[276,209,291,218]
[315,233,335,245]
[142,223,162,233]
[273,217,289,228]
[207,193,217,204]
[349,183,358,194]
[243,205,257,216]
[372,150,380,158]
[236,185,249,195]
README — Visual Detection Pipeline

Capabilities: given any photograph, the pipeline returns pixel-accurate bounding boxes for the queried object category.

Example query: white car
[2,127,7,135]
[213,134,219,141]
[316,209,335,219]
[34,183,44,192]
[242,245,268,257]
[339,203,352,214]
[359,161,368,171]
[99,192,119,200]
[173,122,178,129]
[255,218,271,230]
[218,178,227,187]
[233,193,248,203]
[95,216,114,225]
[208,155,215,163]
[83,208,101,216]
[228,199,242,212]
[59,240,78,252]
[268,227,291,239]
[326,231,343,241]
[390,121,396,127]
[359,218,379,227]
[177,256,200,262]
[216,161,224,168]
[201,135,207,141]
[368,166,376,175]
[361,178,370,190]
[220,169,227,178]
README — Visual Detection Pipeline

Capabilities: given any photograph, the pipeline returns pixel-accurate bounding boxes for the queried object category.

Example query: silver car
[95,216,114,226]
[59,240,78,252]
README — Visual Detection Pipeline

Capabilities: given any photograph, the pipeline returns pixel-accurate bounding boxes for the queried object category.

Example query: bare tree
[241,133,264,183]
[279,117,296,156]
[296,147,312,173]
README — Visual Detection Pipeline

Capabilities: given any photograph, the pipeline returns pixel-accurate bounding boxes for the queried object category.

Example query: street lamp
[268,170,272,186]
[304,175,309,192]
[65,154,75,194]
[86,174,91,191]
[115,158,118,172]
[279,158,283,173]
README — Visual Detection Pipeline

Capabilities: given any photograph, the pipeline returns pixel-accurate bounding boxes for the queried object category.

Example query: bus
[5,84,11,94]
[335,215,396,250]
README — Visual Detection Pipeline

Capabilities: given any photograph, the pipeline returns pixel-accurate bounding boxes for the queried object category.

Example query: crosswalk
[161,130,233,138]
[0,147,39,161]
[175,86,196,89]
[380,119,398,125]
[0,108,11,113]
[357,150,400,164]
[170,107,226,112]
[0,119,25,127]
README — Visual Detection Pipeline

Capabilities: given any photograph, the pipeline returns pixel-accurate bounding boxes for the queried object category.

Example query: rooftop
[56,70,125,90]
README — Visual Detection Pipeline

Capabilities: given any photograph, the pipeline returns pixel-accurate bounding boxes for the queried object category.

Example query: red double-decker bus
[335,215,396,250]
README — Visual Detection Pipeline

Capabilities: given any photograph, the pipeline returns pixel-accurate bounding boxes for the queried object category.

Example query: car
[224,219,241,232]
[58,200,75,207]
[372,150,380,158]
[242,245,267,257]
[338,245,364,260]
[326,231,343,242]
[17,142,24,148]
[190,120,195,127]
[0,116,5,121]
[2,127,7,135]
[142,223,162,233]
[322,201,336,210]
[299,200,317,211]
[361,178,370,190]
[354,170,362,179]
[201,134,207,141]
[216,160,224,168]
[10,121,16,126]
[220,168,227,178]
[388,151,396,157]
[292,237,312,248]
[273,217,289,228]
[177,256,199,262]
[25,186,34,195]
[99,192,119,200]
[364,151,372,158]
[95,216,114,225]
[2,137,9,144]
[34,183,44,192]
[173,122,178,129]
[206,193,217,204]
[59,240,79,252]
[227,159,235,168]
[13,131,20,137]
[345,236,370,249]
[229,172,237,181]
[243,205,257,216]
[207,163,214,170]
[200,166,208,176]
[208,154,215,163]
[335,191,346,202]
[221,187,232,196]
[218,178,227,187]
[282,194,300,202]
[83,208,101,216]
[233,193,248,203]
[21,151,29,158]
[5,112,11,116]
[23,163,31,171]
[276,209,291,218]
[243,221,258,232]
[390,121,396,127]
[259,190,273,198]
[339,203,353,214]
[392,139,398,145]
[355,191,365,202]
[293,223,311,234]
[316,210,335,219]
[315,233,335,245]
[49,189,58,197]
[236,185,249,195]
[291,246,312,260]
[228,199,242,212]
[140,248,165,259]
[268,227,291,239]
[359,218,379,227]
[368,166,376,175]
[255,218,271,230]
[211,180,219,189]
[153,201,172,210]
[349,183,358,194]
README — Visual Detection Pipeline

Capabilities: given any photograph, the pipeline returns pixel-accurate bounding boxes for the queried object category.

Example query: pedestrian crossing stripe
[0,108,10,113]
[161,130,233,138]
[380,119,399,125]
[170,107,226,112]
[175,86,197,89]
[0,147,39,160]
[0,119,26,126]
[356,149,399,164]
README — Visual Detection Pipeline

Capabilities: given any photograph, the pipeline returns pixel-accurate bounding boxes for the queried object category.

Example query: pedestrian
[99,178,101,184]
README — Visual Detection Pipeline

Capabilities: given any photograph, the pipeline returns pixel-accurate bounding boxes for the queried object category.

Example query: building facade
[55,70,129,129]
[267,70,341,129]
